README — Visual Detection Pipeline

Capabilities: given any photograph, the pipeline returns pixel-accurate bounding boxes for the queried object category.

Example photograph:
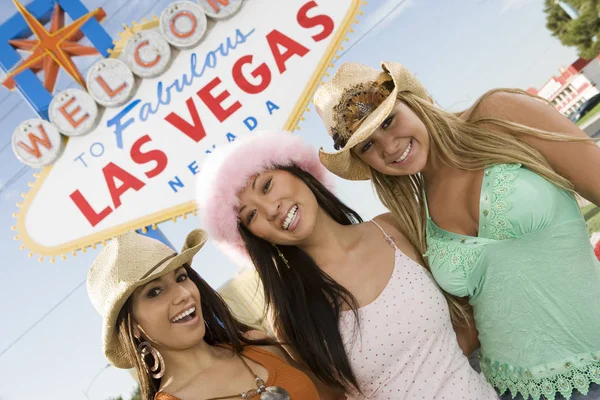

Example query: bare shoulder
[465,89,562,128]
[372,212,407,244]
[372,212,400,233]
[243,330,295,361]
[243,329,272,341]
[372,213,423,264]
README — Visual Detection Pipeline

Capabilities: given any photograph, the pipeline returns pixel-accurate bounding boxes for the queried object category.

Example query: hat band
[331,80,393,150]
[140,253,178,280]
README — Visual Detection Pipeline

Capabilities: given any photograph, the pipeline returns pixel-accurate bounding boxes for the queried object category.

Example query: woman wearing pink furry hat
[196,130,497,400]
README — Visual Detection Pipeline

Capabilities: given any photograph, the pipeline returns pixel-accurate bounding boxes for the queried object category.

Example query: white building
[527,56,600,118]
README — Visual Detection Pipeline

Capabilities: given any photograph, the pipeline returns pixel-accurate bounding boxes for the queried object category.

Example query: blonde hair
[367,88,587,324]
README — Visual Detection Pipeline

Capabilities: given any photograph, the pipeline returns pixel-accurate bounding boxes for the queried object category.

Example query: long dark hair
[238,164,363,392]
[116,264,274,400]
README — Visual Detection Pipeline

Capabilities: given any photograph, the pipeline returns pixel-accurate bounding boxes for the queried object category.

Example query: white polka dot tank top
[339,221,498,399]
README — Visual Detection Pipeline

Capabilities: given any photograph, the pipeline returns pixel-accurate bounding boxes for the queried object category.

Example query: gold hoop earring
[137,341,165,379]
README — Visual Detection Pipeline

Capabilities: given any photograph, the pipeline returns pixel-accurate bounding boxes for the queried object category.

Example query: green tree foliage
[544,0,600,59]
[130,386,142,400]
[106,385,141,400]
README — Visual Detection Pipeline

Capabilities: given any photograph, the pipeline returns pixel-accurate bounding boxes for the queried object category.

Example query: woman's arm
[476,91,600,206]
[451,297,480,356]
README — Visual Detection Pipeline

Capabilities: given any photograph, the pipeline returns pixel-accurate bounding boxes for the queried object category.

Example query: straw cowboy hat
[87,229,208,368]
[315,61,431,181]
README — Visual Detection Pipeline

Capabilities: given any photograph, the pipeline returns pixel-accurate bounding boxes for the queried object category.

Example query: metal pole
[83,363,111,400]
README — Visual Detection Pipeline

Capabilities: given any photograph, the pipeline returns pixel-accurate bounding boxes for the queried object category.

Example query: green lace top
[424,163,600,400]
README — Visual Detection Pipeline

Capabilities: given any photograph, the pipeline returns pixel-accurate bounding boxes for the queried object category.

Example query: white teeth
[282,205,298,230]
[394,141,412,163]
[171,306,195,323]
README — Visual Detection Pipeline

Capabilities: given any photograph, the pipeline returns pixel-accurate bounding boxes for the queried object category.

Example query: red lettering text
[232,55,272,94]
[165,98,207,142]
[130,135,168,178]
[104,162,145,208]
[297,1,334,42]
[266,30,309,74]
[197,77,241,122]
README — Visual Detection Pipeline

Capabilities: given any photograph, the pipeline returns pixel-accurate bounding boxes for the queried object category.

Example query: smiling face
[131,267,205,351]
[351,99,430,176]
[237,169,320,246]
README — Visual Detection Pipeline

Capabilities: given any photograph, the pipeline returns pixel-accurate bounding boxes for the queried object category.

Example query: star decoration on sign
[2,0,106,92]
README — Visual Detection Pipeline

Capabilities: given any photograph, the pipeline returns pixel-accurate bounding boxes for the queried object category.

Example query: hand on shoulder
[243,329,295,361]
[243,329,272,341]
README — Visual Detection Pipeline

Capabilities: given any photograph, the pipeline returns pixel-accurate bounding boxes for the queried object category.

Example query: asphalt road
[581,113,600,138]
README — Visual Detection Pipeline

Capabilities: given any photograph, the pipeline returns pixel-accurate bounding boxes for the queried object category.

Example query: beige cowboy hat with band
[315,61,432,181]
[87,229,208,368]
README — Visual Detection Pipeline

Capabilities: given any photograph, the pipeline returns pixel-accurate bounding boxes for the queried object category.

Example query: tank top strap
[421,187,431,219]
[370,220,398,250]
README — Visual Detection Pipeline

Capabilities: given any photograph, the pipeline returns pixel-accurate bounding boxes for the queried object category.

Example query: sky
[0,0,581,399]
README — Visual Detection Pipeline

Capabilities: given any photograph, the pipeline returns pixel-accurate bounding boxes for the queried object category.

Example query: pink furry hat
[196,130,335,264]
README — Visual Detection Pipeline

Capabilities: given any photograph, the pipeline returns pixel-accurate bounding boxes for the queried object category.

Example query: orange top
[154,345,319,400]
